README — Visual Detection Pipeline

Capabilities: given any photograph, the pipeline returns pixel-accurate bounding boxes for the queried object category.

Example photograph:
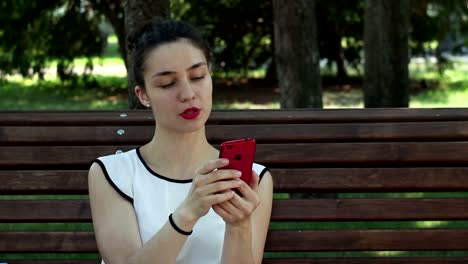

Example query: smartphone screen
[218,138,256,185]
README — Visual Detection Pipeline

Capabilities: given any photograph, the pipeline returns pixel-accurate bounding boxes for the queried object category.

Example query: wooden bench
[1,108,468,263]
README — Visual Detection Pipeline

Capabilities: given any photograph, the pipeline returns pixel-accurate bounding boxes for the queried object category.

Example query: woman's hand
[175,158,243,224]
[212,170,261,226]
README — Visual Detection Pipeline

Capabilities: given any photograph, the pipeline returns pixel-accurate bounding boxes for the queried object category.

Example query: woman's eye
[160,82,175,88]
[192,76,205,81]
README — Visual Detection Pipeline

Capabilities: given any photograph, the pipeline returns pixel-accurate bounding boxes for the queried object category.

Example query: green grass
[263,251,468,259]
[0,76,128,110]
[1,74,466,109]
[269,220,468,230]
[411,80,468,107]
[46,57,124,68]
[213,100,280,109]
[1,33,467,110]
[1,35,467,110]
[1,67,467,109]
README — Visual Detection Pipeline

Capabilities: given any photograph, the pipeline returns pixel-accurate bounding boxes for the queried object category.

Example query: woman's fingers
[194,159,241,186]
[198,178,242,197]
[249,170,260,192]
[213,179,261,222]
[208,191,236,205]
[228,193,255,216]
[236,180,260,206]
[212,204,231,220]
[196,158,228,175]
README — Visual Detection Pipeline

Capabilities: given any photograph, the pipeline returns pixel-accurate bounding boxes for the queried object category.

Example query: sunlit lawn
[1,51,468,109]
[1,60,468,260]
[2,33,466,110]
[1,63,467,110]
[0,75,128,110]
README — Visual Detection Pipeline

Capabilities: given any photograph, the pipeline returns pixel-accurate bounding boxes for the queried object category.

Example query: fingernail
[236,171,242,177]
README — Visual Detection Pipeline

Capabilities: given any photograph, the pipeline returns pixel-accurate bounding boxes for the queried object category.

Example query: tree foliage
[411,0,468,55]
[0,0,105,81]
[0,0,467,83]
[174,0,273,77]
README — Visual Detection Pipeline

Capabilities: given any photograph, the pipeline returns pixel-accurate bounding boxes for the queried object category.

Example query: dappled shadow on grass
[411,80,468,105]
[213,77,367,109]
[212,78,280,109]
[323,89,363,108]
[0,77,128,110]
[2,74,467,110]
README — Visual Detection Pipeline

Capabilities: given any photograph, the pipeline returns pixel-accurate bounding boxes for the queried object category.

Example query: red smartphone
[218,138,256,185]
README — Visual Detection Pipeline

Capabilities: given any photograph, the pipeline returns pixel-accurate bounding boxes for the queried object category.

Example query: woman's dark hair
[127,18,212,88]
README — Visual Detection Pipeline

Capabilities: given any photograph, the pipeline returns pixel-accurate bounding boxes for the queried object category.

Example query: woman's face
[136,39,212,134]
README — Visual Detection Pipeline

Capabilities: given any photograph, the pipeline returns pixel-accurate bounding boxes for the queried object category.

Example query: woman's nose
[178,80,196,102]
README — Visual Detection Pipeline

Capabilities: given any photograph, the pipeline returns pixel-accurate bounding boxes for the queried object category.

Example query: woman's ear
[135,86,151,107]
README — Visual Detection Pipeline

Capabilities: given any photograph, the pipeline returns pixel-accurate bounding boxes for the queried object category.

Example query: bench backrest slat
[261,258,468,264]
[2,109,468,125]
[7,258,468,264]
[1,109,468,263]
[3,168,468,194]
[2,229,468,252]
[3,122,468,145]
[2,143,468,168]
[2,198,468,222]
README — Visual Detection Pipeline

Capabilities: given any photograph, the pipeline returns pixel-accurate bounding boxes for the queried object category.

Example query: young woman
[88,19,273,264]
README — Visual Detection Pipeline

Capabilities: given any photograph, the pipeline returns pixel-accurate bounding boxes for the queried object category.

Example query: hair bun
[126,17,166,52]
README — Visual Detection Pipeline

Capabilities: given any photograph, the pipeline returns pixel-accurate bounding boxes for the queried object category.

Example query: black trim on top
[92,159,134,204]
[258,167,269,184]
[136,147,193,184]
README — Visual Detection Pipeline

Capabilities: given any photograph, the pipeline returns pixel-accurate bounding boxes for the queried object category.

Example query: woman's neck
[141,127,218,180]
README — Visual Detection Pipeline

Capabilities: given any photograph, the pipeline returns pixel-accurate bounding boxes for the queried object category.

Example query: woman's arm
[214,171,274,264]
[89,163,193,264]
[89,159,241,264]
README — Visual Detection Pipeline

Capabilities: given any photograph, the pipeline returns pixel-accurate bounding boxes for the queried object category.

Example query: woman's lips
[179,107,201,120]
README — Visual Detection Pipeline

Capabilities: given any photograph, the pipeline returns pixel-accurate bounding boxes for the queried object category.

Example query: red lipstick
[180,107,201,120]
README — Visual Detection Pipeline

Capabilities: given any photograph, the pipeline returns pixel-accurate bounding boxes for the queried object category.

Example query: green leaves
[0,0,106,81]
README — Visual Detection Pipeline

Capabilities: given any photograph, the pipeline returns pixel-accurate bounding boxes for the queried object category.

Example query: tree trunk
[124,0,170,109]
[364,0,409,107]
[264,23,277,85]
[274,0,325,200]
[90,0,127,67]
[333,30,348,84]
[273,0,322,108]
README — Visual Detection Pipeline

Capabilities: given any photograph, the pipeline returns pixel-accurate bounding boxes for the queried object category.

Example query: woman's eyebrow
[152,70,176,78]
[152,62,206,79]
[187,62,207,71]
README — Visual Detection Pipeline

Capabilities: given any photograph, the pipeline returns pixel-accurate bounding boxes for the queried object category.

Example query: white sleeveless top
[94,148,269,264]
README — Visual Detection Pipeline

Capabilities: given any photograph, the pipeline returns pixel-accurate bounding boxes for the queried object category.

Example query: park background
[1,0,467,110]
[1,0,468,261]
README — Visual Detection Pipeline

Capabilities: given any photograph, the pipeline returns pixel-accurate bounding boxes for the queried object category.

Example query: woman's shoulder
[95,148,137,164]
[92,148,139,203]
[253,162,270,182]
